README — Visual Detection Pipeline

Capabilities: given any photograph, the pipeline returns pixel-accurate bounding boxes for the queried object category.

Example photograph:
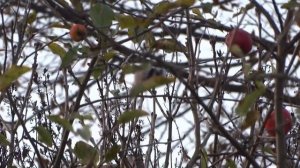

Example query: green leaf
[27,11,37,24]
[226,159,237,168]
[47,115,74,131]
[35,126,53,147]
[202,3,213,13]
[71,113,93,121]
[192,8,202,16]
[92,64,106,79]
[0,134,9,146]
[90,3,114,29]
[48,42,66,58]
[130,76,176,96]
[200,150,208,168]
[116,14,136,29]
[61,47,78,68]
[262,146,276,155]
[151,39,186,52]
[76,125,91,141]
[281,0,298,9]
[0,65,31,91]
[103,51,117,62]
[153,1,177,15]
[175,0,195,7]
[70,0,84,12]
[243,63,251,78]
[118,110,149,124]
[128,26,147,43]
[236,81,266,116]
[240,109,260,130]
[104,145,121,162]
[74,141,99,165]
[121,64,151,74]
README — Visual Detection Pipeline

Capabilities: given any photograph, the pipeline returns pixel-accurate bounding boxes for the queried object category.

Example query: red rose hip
[264,108,292,137]
[69,24,87,42]
[225,28,252,57]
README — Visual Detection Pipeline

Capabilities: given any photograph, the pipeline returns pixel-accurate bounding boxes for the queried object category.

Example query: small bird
[133,67,165,86]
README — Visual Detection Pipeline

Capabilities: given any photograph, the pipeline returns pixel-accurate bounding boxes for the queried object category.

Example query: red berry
[69,24,87,42]
[225,28,252,57]
[264,109,292,136]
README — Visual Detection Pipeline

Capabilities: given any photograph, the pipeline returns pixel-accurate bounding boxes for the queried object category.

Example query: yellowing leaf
[229,44,245,57]
[121,64,150,74]
[116,14,136,29]
[130,76,176,96]
[128,26,147,43]
[240,109,260,130]
[175,0,195,7]
[0,65,31,91]
[35,126,53,147]
[103,51,117,62]
[153,1,177,15]
[192,8,201,16]
[48,42,66,58]
[151,39,186,53]
[27,11,37,24]
[50,22,68,29]
[118,110,149,124]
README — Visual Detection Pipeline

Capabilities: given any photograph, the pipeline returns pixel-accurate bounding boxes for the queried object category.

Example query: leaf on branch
[104,145,121,162]
[90,3,114,29]
[35,126,53,147]
[192,8,202,17]
[91,61,106,79]
[153,1,177,16]
[202,3,213,13]
[121,63,151,75]
[48,42,66,58]
[0,134,9,146]
[0,65,31,91]
[70,113,93,121]
[240,109,260,130]
[151,39,186,53]
[74,141,99,165]
[103,50,117,62]
[281,1,298,9]
[236,81,266,116]
[175,0,195,8]
[226,159,237,168]
[70,0,84,12]
[116,14,137,29]
[118,110,149,124]
[27,11,37,25]
[200,150,208,168]
[61,47,78,68]
[76,125,91,141]
[47,115,74,132]
[130,76,176,96]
